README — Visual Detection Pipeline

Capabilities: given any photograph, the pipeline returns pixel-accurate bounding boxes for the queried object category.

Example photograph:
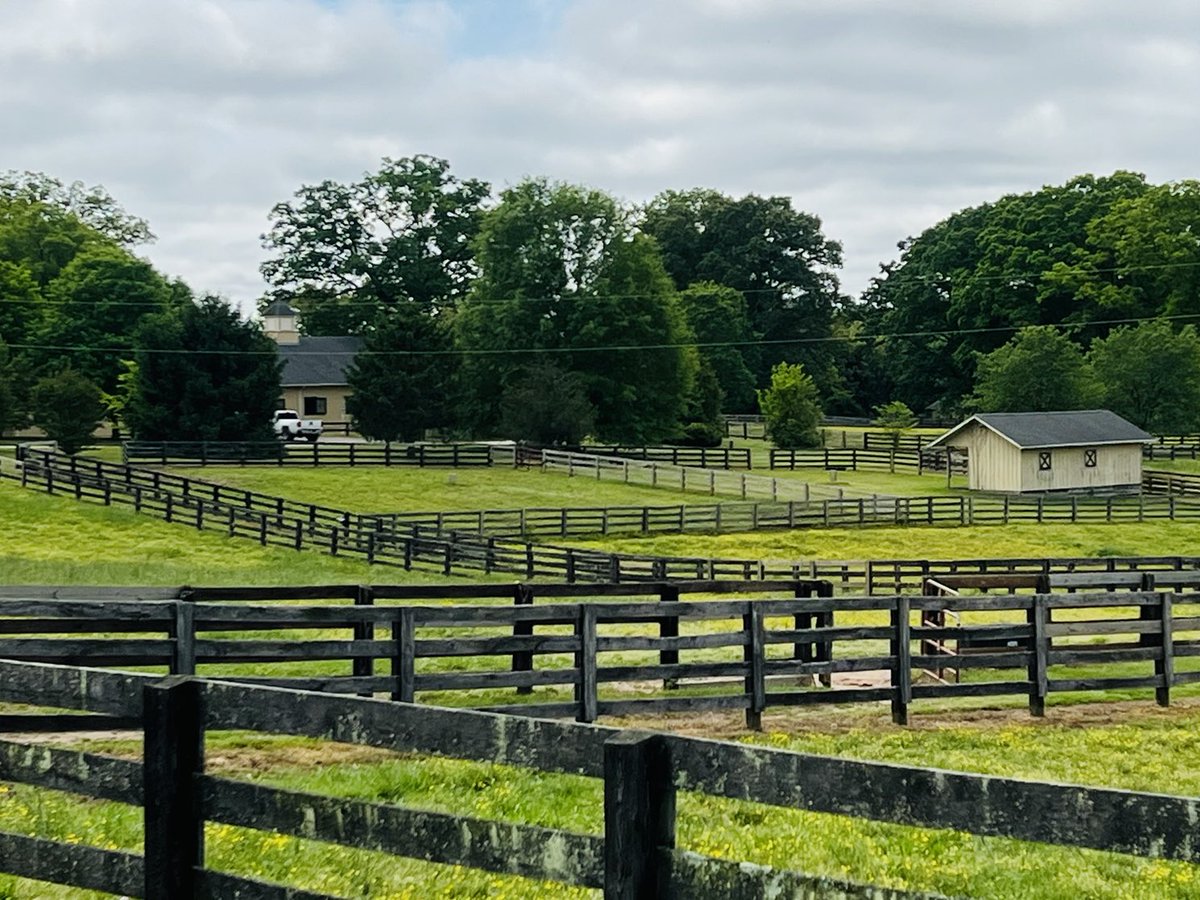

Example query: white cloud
[3,0,1200,310]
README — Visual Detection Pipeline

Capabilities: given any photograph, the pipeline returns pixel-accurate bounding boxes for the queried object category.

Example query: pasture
[6,442,1200,897]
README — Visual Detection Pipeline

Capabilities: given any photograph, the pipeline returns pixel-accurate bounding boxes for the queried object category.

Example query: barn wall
[279,386,353,422]
[1018,444,1142,492]
[957,425,1022,492]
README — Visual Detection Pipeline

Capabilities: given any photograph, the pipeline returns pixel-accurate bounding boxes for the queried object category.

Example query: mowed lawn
[573,519,1200,561]
[159,464,754,512]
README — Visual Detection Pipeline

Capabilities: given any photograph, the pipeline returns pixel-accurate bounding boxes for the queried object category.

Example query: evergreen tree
[29,370,106,454]
[125,296,282,441]
[345,304,455,442]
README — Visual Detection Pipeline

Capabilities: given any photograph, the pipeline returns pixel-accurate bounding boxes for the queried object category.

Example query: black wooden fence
[11,451,1200,590]
[21,655,1200,897]
[13,451,1200,591]
[122,440,495,467]
[0,659,958,899]
[3,583,1198,729]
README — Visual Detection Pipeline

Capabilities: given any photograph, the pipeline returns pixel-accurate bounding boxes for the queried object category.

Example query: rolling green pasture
[0,480,385,586]
[9,451,1200,896]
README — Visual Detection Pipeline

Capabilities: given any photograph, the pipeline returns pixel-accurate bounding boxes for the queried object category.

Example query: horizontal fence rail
[537,448,866,502]
[121,440,496,468]
[576,445,752,470]
[770,447,966,475]
[3,658,1200,897]
[3,585,1199,729]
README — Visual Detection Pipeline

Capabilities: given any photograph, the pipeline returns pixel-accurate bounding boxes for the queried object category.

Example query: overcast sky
[5,0,1199,315]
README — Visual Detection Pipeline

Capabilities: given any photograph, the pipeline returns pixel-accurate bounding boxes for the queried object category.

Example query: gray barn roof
[277,336,363,387]
[928,410,1153,450]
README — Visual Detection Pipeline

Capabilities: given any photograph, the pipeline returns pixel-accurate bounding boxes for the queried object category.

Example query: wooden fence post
[354,586,375,697]
[391,608,415,703]
[1141,590,1174,708]
[143,677,204,900]
[171,596,196,677]
[658,584,680,690]
[890,596,912,725]
[1028,594,1048,717]
[575,605,598,723]
[603,732,675,900]
[512,584,535,695]
[743,605,766,730]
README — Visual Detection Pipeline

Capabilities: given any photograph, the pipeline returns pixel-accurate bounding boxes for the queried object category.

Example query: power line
[8,311,1200,359]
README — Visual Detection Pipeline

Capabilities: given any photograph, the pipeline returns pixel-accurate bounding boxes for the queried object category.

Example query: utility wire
[8,311,1200,358]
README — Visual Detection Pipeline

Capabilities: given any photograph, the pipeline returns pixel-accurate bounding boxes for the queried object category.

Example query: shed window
[1038,451,1052,471]
[303,396,327,416]
[1084,448,1097,468]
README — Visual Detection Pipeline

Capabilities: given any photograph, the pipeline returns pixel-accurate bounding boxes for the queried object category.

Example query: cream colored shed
[927,410,1152,494]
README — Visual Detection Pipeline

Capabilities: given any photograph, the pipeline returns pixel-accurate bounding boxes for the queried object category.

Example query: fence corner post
[143,676,204,900]
[603,732,675,900]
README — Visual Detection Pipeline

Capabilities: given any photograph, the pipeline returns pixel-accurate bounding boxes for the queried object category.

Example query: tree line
[5,164,1200,451]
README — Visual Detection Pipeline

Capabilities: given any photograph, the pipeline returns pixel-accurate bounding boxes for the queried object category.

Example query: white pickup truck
[272,409,322,442]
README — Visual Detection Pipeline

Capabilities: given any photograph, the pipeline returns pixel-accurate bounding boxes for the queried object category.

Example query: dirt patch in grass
[607,694,1200,740]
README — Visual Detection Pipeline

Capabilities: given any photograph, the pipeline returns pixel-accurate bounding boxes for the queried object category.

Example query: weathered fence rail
[3,584,1199,729]
[770,447,966,475]
[0,659,956,898]
[23,652,1200,897]
[122,440,495,467]
[537,448,847,501]
[578,445,752,470]
[1143,468,1200,497]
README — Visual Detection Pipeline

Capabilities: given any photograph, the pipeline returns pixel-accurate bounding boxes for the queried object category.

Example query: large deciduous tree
[642,189,844,394]
[261,156,490,333]
[455,178,696,444]
[869,171,1149,414]
[0,171,154,247]
[971,326,1099,413]
[677,282,757,413]
[345,303,456,442]
[1089,320,1200,433]
[125,296,282,442]
[36,245,176,393]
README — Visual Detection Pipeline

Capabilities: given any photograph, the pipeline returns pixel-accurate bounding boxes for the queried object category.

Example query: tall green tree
[870,171,1150,414]
[125,296,282,442]
[758,362,823,449]
[36,245,176,393]
[345,304,455,442]
[29,370,106,454]
[455,178,697,444]
[261,156,490,333]
[499,361,596,445]
[971,326,1099,413]
[0,171,153,247]
[642,189,844,393]
[677,282,757,412]
[0,340,17,435]
[1089,320,1200,433]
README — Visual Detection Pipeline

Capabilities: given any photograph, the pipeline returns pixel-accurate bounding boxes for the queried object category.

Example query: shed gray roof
[277,336,363,387]
[928,410,1153,450]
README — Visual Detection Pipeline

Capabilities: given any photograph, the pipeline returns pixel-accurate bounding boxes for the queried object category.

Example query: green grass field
[8,452,1200,896]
